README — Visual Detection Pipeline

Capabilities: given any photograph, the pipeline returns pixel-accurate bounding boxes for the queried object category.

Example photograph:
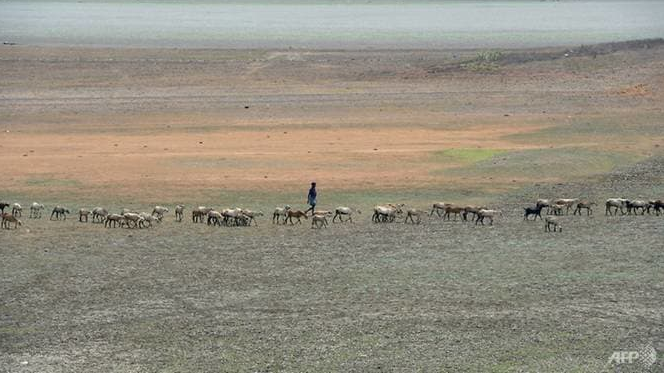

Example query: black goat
[523,205,544,220]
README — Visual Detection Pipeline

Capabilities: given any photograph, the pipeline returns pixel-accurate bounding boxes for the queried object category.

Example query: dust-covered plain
[1,40,663,372]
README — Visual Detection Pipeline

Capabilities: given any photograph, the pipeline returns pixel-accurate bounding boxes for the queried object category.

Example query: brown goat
[284,210,308,225]
[463,205,487,221]
[1,213,22,229]
[573,201,596,216]
[444,205,465,221]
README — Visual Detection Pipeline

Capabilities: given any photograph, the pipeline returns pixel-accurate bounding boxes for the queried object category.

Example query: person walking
[305,182,317,216]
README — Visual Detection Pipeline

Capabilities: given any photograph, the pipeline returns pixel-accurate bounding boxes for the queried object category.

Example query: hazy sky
[2,0,663,48]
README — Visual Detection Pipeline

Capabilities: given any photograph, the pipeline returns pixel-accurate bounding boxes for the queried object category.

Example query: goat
[605,198,628,215]
[272,205,291,224]
[285,210,308,225]
[536,199,551,214]
[92,207,108,223]
[192,206,213,223]
[1,213,22,229]
[388,203,405,221]
[462,205,487,221]
[549,204,565,216]
[50,206,70,220]
[404,208,425,224]
[240,210,263,226]
[104,214,125,228]
[207,210,223,226]
[647,200,663,215]
[553,198,578,215]
[78,208,91,222]
[523,205,544,220]
[139,213,159,228]
[443,205,465,221]
[430,202,449,218]
[573,201,596,216]
[475,209,501,226]
[0,202,9,214]
[626,200,648,215]
[11,203,22,217]
[29,202,45,219]
[311,211,331,229]
[545,216,562,232]
[332,206,360,223]
[122,213,143,229]
[221,208,244,226]
[235,214,251,227]
[152,206,169,221]
[372,204,403,223]
[175,205,185,222]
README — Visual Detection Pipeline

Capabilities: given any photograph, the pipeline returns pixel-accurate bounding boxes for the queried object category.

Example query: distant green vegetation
[461,51,504,72]
[444,147,642,179]
[24,177,82,187]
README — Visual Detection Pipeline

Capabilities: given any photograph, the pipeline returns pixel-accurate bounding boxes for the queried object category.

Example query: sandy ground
[1,41,663,203]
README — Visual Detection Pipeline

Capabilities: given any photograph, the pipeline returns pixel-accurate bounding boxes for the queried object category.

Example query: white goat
[11,203,22,217]
[626,200,648,215]
[241,210,263,226]
[404,208,425,224]
[29,202,45,219]
[207,210,224,226]
[222,208,244,226]
[332,206,360,223]
[272,205,291,224]
[475,209,502,226]
[122,212,144,228]
[139,212,159,228]
[311,212,330,229]
[605,198,628,215]
[372,204,403,223]
[152,206,169,221]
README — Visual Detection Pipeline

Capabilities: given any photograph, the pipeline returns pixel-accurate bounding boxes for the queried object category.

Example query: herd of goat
[0,197,662,232]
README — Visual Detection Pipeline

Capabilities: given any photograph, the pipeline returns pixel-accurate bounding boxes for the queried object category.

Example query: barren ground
[1,40,663,372]
[1,40,662,203]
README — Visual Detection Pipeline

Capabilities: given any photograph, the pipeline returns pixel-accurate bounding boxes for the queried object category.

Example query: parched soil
[0,155,662,372]
[1,41,663,372]
[1,41,663,202]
